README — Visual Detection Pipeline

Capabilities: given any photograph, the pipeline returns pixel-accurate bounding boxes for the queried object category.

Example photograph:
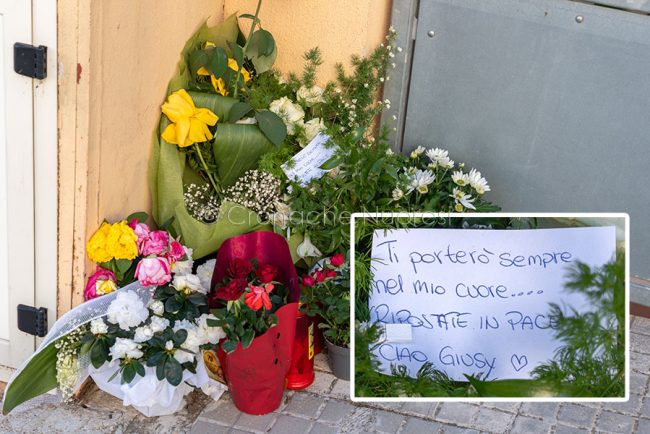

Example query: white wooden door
[0,0,37,375]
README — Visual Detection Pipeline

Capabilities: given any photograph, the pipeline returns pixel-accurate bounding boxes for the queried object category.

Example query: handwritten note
[282,133,337,186]
[369,227,616,380]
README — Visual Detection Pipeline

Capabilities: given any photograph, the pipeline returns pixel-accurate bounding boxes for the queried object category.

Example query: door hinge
[14,43,47,79]
[17,305,48,337]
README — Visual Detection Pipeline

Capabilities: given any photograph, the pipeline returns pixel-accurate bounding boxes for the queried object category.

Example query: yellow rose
[86,223,113,263]
[161,89,219,148]
[106,221,138,260]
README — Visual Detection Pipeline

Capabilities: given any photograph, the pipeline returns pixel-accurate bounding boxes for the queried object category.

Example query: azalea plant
[300,253,350,347]
[208,258,290,353]
[84,212,192,300]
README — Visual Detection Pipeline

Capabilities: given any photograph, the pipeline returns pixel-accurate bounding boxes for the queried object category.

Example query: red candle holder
[286,311,315,390]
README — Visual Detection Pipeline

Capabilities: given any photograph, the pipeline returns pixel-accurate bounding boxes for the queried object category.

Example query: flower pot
[286,311,315,390]
[217,303,299,415]
[325,338,350,381]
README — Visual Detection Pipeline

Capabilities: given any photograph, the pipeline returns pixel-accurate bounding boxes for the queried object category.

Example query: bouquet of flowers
[209,259,289,353]
[84,212,193,300]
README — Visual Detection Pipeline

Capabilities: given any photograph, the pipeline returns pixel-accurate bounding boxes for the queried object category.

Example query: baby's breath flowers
[184,183,220,223]
[223,170,281,220]
[55,325,88,401]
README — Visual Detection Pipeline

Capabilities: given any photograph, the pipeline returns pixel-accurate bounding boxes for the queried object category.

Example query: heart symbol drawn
[511,354,528,372]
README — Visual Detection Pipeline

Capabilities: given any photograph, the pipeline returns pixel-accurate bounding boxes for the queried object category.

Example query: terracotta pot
[325,338,350,381]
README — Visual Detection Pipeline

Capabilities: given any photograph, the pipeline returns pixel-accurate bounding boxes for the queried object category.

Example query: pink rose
[129,219,151,253]
[140,230,169,257]
[167,240,186,263]
[84,267,117,301]
[135,257,172,286]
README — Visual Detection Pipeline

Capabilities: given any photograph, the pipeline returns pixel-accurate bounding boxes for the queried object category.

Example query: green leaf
[165,296,183,313]
[212,124,275,187]
[320,156,343,170]
[188,91,239,122]
[156,358,167,381]
[164,357,183,386]
[209,47,228,77]
[188,292,208,306]
[465,376,579,397]
[221,339,238,354]
[248,29,275,57]
[126,211,148,223]
[115,259,132,274]
[227,41,244,68]
[239,13,258,21]
[173,329,188,346]
[229,102,253,122]
[240,329,255,349]
[134,361,145,378]
[122,363,136,384]
[146,350,165,367]
[91,340,108,368]
[255,110,287,147]
[2,341,58,415]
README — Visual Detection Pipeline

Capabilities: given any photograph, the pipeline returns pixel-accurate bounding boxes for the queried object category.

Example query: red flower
[314,270,326,283]
[228,258,253,278]
[325,269,337,279]
[215,278,247,300]
[256,264,278,283]
[330,253,345,268]
[244,283,274,311]
[302,274,316,287]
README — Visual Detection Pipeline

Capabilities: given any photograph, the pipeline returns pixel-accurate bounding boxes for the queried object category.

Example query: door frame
[0,0,58,383]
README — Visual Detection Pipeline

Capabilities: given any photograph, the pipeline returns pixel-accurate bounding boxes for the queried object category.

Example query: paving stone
[318,399,355,424]
[471,408,514,433]
[400,417,441,434]
[479,402,520,413]
[283,393,325,419]
[309,422,340,434]
[434,403,478,427]
[229,429,251,434]
[633,317,650,336]
[519,402,558,421]
[630,371,650,395]
[400,402,437,418]
[595,410,635,433]
[305,372,336,396]
[329,379,351,400]
[636,420,650,434]
[200,398,241,426]
[602,393,642,415]
[554,423,590,434]
[373,409,406,433]
[233,412,276,432]
[631,333,650,356]
[511,415,552,433]
[371,402,404,412]
[631,351,650,374]
[270,414,312,434]
[439,427,479,434]
[190,419,229,434]
[557,404,597,429]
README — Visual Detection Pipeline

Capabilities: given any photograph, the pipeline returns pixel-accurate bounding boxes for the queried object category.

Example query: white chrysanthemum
[409,146,426,159]
[172,246,194,276]
[150,315,170,334]
[196,260,216,293]
[195,314,226,345]
[90,318,108,335]
[110,338,143,360]
[408,169,435,194]
[106,291,149,331]
[468,168,491,195]
[450,187,476,210]
[133,325,154,343]
[392,188,404,201]
[296,85,325,107]
[297,234,322,258]
[451,170,470,187]
[269,97,305,135]
[426,147,454,169]
[173,273,206,294]
[148,299,165,316]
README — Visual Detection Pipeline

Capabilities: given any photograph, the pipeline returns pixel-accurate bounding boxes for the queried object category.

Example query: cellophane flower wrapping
[209,231,300,414]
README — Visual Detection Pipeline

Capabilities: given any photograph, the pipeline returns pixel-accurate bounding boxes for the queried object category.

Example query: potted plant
[301,253,350,380]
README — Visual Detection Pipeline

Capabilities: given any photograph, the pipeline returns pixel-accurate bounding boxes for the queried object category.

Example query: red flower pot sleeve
[209,231,300,415]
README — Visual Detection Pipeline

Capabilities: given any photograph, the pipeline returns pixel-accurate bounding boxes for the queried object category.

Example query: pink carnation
[135,257,172,286]
[140,230,170,257]
[167,240,186,263]
[84,267,117,301]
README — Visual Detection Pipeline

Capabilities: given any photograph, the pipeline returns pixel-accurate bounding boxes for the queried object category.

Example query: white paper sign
[282,133,337,186]
[369,227,616,380]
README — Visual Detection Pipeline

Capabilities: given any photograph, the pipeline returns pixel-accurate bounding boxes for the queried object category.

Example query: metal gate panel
[399,0,650,298]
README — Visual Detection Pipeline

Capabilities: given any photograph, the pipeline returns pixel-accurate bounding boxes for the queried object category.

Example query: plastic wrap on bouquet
[209,231,301,414]
[90,355,226,417]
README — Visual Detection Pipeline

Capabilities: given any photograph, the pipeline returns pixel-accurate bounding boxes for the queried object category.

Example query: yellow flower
[161,89,219,147]
[96,279,118,296]
[197,67,229,96]
[227,58,251,83]
[87,223,113,263]
[106,221,138,260]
